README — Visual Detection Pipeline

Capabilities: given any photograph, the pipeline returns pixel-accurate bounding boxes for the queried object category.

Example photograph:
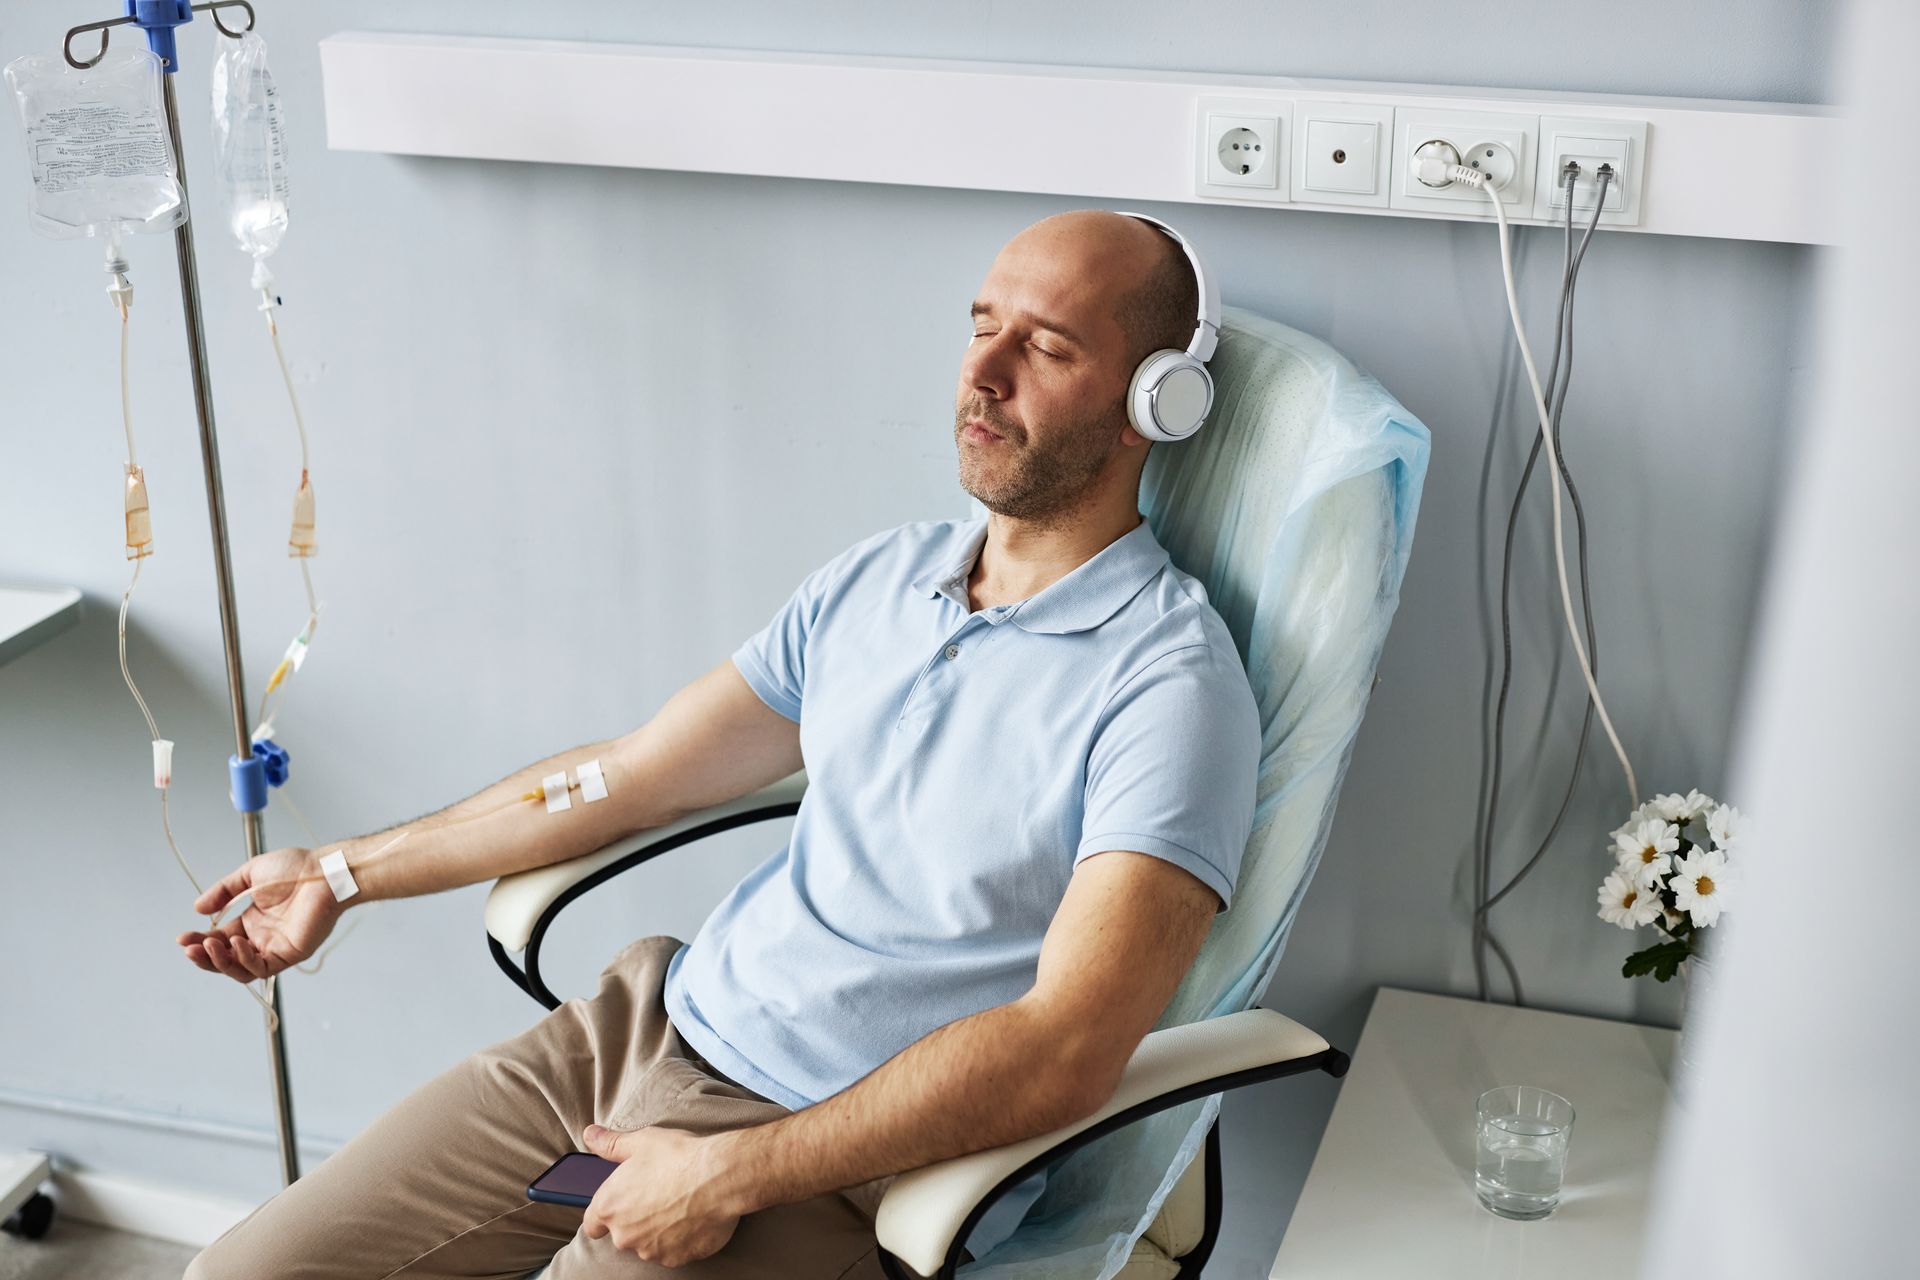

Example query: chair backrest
[1148,305,1428,1026]
[963,306,1429,1278]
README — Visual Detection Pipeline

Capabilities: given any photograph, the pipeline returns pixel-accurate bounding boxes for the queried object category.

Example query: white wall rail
[320,32,1837,245]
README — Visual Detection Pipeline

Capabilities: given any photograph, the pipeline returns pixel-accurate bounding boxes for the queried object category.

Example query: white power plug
[1411,146,1514,191]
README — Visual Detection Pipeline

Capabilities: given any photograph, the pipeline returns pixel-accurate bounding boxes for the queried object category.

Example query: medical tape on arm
[542,758,611,812]
[317,848,359,902]
[576,758,608,803]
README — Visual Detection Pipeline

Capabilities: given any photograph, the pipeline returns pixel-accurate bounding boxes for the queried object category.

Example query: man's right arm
[339,658,800,905]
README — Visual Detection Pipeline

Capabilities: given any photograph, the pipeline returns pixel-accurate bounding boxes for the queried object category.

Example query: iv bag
[4,48,184,240]
[210,32,289,261]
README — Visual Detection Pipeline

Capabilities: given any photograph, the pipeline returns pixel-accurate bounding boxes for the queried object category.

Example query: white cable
[1449,163,1639,806]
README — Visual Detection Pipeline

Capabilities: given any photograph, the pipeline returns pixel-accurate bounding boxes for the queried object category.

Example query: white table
[0,584,82,668]
[1271,986,1677,1279]
[0,586,80,1235]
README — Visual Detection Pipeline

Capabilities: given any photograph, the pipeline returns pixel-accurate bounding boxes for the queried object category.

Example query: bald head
[1009,211,1200,369]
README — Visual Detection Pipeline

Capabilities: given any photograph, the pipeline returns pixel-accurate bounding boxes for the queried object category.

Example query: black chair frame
[487,804,1351,1280]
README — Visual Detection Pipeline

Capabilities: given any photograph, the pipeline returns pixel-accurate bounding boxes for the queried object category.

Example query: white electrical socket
[1194,96,1291,201]
[1391,109,1537,219]
[1293,101,1394,208]
[1536,116,1648,226]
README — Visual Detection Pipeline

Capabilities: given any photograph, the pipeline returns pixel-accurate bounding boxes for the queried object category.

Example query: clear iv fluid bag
[211,32,289,261]
[4,48,184,240]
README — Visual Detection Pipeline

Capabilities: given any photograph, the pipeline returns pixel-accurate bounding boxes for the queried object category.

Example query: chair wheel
[2,1190,54,1239]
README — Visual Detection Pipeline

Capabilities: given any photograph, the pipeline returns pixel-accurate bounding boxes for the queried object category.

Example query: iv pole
[63,0,302,1186]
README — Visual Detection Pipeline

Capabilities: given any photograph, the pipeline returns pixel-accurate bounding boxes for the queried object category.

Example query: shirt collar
[910,517,1171,635]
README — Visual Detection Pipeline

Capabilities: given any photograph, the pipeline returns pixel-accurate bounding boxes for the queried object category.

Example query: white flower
[1612,799,1662,841]
[1597,869,1663,930]
[1650,789,1715,826]
[1708,803,1744,851]
[1612,817,1680,884]
[1647,793,1687,822]
[1670,847,1734,927]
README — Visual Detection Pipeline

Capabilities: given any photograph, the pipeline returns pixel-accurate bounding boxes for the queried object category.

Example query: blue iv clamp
[122,0,194,72]
[229,739,289,813]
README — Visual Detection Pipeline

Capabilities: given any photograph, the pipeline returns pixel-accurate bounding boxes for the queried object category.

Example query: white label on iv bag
[29,104,172,194]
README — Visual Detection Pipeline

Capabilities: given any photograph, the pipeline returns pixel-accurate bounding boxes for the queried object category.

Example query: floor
[0,1218,199,1280]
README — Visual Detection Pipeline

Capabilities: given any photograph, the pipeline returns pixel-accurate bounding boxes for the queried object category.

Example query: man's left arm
[727,846,1221,1199]
[580,849,1221,1264]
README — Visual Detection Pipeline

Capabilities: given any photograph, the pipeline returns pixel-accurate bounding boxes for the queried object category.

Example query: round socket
[1463,140,1518,190]
[1217,127,1268,179]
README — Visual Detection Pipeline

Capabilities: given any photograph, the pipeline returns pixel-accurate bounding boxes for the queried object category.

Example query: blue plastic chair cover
[958,306,1430,1278]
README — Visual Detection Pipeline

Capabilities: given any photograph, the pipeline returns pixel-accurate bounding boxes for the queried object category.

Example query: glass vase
[1673,930,1716,1105]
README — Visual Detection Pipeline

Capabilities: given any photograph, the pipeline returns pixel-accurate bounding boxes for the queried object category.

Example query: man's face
[954,217,1149,522]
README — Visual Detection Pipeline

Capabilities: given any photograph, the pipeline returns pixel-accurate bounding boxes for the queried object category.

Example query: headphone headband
[1113,209,1220,363]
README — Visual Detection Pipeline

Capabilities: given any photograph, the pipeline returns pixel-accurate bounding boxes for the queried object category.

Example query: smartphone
[527,1152,620,1208]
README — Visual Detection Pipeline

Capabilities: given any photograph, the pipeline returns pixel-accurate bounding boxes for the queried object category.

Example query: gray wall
[0,1,1832,1272]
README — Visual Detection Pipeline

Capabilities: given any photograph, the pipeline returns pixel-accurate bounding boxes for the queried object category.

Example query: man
[180,209,1260,1278]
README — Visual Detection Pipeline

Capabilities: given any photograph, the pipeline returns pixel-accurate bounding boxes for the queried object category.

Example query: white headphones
[1115,210,1221,443]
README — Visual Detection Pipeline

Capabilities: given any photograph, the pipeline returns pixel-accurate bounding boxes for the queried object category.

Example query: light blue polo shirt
[662,515,1259,1242]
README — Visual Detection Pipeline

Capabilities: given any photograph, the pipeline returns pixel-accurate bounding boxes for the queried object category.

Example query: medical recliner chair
[485,306,1430,1279]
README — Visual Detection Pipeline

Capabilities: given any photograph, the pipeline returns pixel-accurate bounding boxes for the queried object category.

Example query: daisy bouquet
[1597,789,1740,981]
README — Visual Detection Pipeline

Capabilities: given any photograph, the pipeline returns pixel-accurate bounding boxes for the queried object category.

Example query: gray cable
[1483,171,1610,915]
[1473,167,1612,1004]
[1471,166,1580,1004]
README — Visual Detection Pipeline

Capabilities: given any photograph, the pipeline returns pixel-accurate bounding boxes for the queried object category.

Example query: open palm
[178,846,344,982]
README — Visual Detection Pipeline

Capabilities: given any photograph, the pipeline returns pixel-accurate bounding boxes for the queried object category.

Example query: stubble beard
[954,398,1123,525]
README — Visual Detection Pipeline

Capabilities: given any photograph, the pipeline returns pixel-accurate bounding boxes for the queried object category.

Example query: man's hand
[579,1122,744,1267]
[177,847,345,982]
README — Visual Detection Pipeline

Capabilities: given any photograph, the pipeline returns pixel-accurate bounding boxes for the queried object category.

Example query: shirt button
[943,644,961,660]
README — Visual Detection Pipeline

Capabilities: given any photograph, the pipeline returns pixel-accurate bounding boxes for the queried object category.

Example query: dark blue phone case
[527,1152,620,1208]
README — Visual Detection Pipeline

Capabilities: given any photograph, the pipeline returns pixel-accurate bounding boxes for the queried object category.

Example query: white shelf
[1272,987,1677,1279]
[0,585,81,668]
[319,32,1837,245]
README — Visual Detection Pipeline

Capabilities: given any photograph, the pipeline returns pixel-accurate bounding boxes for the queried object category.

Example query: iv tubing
[119,310,136,463]
[108,253,280,1031]
[267,312,310,474]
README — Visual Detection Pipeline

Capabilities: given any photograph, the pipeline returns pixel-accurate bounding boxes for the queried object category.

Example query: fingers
[182,940,215,973]
[188,924,270,990]
[229,934,273,981]
[193,862,254,916]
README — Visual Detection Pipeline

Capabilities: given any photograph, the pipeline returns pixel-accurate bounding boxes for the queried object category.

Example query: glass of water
[1474,1085,1574,1219]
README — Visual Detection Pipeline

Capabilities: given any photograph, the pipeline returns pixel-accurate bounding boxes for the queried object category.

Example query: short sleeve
[730,556,843,724]
[1075,643,1261,911]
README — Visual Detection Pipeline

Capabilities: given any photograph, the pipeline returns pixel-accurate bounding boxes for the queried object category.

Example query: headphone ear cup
[1127,349,1216,443]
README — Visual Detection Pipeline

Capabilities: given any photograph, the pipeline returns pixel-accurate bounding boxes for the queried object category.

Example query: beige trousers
[185,936,896,1279]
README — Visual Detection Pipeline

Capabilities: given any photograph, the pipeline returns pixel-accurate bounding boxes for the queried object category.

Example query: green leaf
[1622,940,1691,982]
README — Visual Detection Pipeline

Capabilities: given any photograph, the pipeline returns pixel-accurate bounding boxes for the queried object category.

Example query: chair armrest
[873,1008,1347,1280]
[483,770,808,953]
